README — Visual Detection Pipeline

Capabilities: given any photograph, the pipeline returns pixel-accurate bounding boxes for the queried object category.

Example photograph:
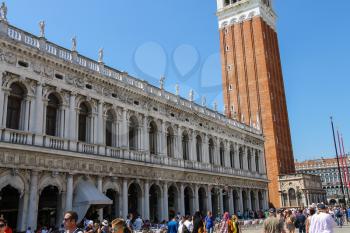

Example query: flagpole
[337,130,350,204]
[330,117,346,206]
[340,134,350,203]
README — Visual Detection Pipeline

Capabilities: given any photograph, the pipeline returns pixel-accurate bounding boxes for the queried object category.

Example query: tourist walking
[285,209,296,233]
[219,212,230,233]
[63,211,84,233]
[204,211,214,233]
[263,208,285,233]
[295,209,306,233]
[192,212,204,233]
[305,208,315,233]
[228,215,239,233]
[167,215,178,233]
[309,204,335,233]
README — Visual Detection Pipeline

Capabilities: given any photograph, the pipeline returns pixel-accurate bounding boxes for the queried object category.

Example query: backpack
[336,210,342,217]
[183,224,190,233]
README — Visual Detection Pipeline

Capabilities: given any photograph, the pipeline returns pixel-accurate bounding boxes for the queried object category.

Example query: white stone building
[0,6,268,231]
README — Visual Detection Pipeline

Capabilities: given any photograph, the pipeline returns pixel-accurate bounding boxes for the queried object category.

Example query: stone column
[97,101,104,144]
[56,192,66,227]
[214,138,220,165]
[16,189,29,232]
[254,190,259,211]
[207,185,212,212]
[260,151,267,174]
[202,134,209,163]
[68,93,77,149]
[176,127,183,159]
[160,121,167,156]
[0,74,4,128]
[122,179,128,218]
[27,170,39,230]
[163,182,169,221]
[228,188,234,214]
[121,109,128,148]
[224,141,230,167]
[239,189,244,212]
[97,177,103,221]
[179,184,185,215]
[219,188,223,215]
[190,131,196,161]
[143,116,149,153]
[234,144,240,169]
[65,174,73,211]
[34,83,44,145]
[243,147,248,171]
[247,189,252,210]
[24,97,33,131]
[194,184,199,212]
[144,180,150,220]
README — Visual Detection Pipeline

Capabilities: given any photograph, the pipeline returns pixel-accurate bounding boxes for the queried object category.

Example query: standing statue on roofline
[39,21,45,38]
[0,2,7,21]
[72,36,77,52]
[98,48,103,63]
[159,76,165,90]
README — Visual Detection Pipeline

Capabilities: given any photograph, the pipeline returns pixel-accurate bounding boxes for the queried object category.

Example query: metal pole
[330,117,346,206]
[340,134,350,203]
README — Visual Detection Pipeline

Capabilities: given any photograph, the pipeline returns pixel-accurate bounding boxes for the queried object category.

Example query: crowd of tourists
[1,204,350,233]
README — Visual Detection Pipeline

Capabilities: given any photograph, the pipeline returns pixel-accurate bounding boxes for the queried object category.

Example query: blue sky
[6,1,350,161]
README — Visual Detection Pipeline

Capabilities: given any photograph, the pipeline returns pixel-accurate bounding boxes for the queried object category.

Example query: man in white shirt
[309,204,336,233]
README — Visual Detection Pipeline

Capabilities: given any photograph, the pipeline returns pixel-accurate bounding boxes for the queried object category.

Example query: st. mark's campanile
[216,0,295,208]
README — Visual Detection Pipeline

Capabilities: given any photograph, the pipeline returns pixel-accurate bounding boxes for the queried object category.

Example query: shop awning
[73,181,112,222]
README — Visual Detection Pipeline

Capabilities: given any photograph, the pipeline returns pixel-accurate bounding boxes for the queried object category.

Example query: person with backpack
[335,208,343,227]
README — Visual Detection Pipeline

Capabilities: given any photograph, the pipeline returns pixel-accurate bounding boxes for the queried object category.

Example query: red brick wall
[219,16,295,208]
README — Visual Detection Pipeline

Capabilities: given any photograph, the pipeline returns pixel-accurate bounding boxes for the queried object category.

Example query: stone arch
[38,174,64,194]
[288,188,297,207]
[44,90,64,104]
[129,115,139,150]
[128,181,143,215]
[184,185,194,215]
[166,125,175,157]
[168,184,179,216]
[5,78,30,94]
[103,180,121,194]
[149,120,158,155]
[0,171,26,196]
[149,183,162,223]
[198,186,207,215]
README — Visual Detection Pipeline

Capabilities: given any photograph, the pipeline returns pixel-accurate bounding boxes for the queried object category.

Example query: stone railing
[0,128,266,180]
[0,23,262,136]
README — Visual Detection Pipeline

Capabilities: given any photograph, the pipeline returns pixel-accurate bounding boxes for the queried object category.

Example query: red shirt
[5,226,13,233]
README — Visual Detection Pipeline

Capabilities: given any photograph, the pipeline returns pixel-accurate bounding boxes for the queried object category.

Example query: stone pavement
[240,222,350,233]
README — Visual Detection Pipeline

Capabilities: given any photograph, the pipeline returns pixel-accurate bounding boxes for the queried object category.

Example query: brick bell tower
[216,0,295,208]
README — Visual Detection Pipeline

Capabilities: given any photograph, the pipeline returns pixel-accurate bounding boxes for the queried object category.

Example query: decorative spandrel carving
[44,66,54,78]
[32,62,42,74]
[4,52,16,64]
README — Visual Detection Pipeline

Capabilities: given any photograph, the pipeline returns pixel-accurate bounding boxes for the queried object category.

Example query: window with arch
[208,139,214,164]
[149,121,158,155]
[247,149,252,171]
[105,110,114,147]
[230,146,235,168]
[46,93,60,136]
[78,102,90,142]
[196,135,202,162]
[167,126,174,157]
[255,151,260,173]
[6,82,26,130]
[239,147,244,170]
[182,132,189,160]
[129,116,138,150]
[220,142,225,166]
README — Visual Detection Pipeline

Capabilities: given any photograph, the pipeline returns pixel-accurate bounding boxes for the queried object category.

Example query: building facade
[0,6,269,232]
[295,156,350,205]
[278,174,326,208]
[216,0,295,207]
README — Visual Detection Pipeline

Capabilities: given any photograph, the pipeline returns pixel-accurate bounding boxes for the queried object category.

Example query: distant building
[278,174,326,208]
[295,156,350,205]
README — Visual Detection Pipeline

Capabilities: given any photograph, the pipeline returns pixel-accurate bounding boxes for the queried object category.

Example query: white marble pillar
[0,74,4,128]
[239,189,244,212]
[228,189,234,214]
[34,83,44,143]
[207,185,212,212]
[143,116,149,152]
[25,97,33,131]
[163,182,169,221]
[219,188,223,215]
[179,184,185,215]
[202,134,209,163]
[251,150,257,173]
[247,189,252,210]
[65,174,73,211]
[122,179,128,218]
[97,177,103,221]
[144,181,150,220]
[0,89,8,128]
[194,185,199,212]
[27,170,39,230]
[260,151,267,174]
[234,144,240,169]
[97,101,104,144]
[189,131,196,161]
[68,93,77,148]
[224,141,230,167]
[161,121,167,156]
[176,127,183,159]
[243,147,249,171]
[254,190,259,211]
[214,138,220,165]
[16,190,29,232]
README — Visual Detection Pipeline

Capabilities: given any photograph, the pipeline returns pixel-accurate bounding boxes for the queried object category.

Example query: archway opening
[288,188,297,207]
[103,189,119,220]
[223,190,229,212]
[211,188,219,217]
[0,185,20,228]
[149,184,162,223]
[168,186,178,219]
[6,82,26,130]
[128,183,142,216]
[250,191,256,211]
[37,185,59,228]
[198,187,207,216]
[184,187,193,215]
[258,191,263,211]
[232,190,239,214]
[242,191,248,213]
